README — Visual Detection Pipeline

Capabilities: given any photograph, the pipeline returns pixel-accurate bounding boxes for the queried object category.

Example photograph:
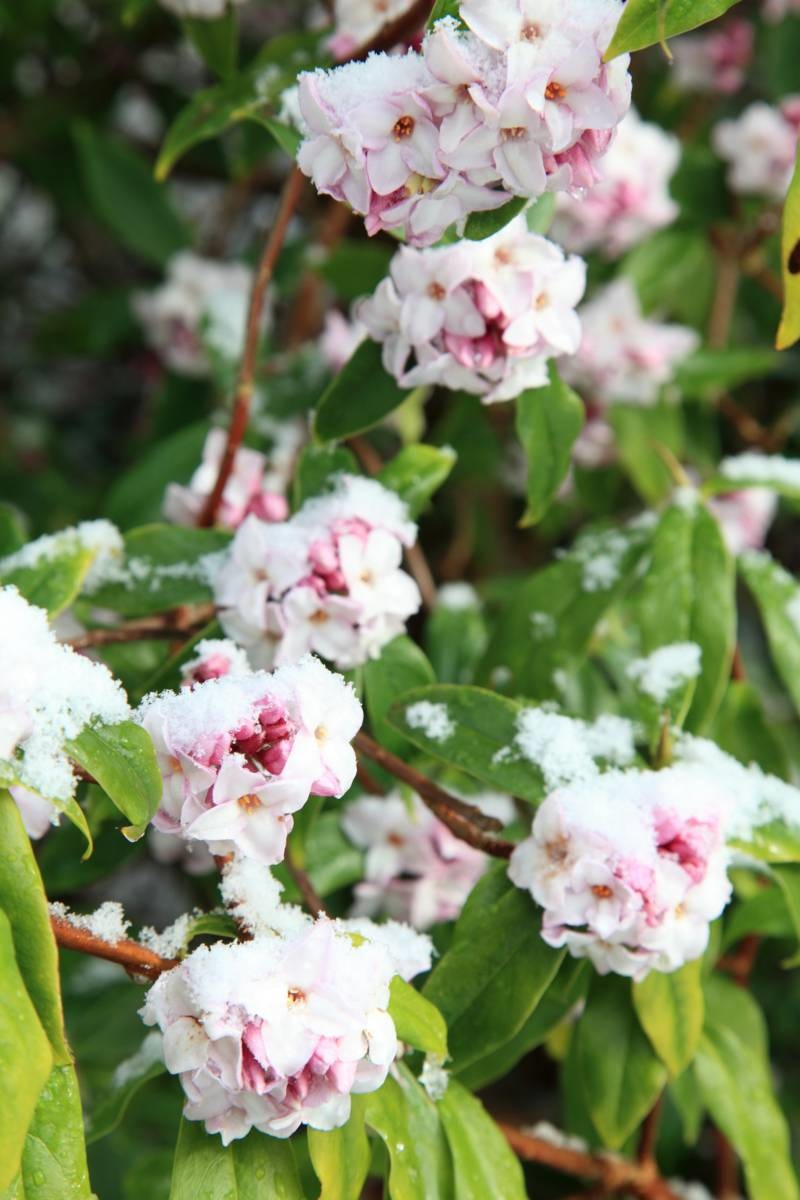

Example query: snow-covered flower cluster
[0,586,129,802]
[157,0,248,21]
[560,278,699,410]
[713,97,800,202]
[329,0,417,60]
[509,766,732,979]
[297,1,631,247]
[343,790,514,929]
[215,475,421,669]
[358,217,585,402]
[140,917,412,1142]
[180,639,252,688]
[671,18,753,96]
[164,429,290,530]
[137,655,362,863]
[133,252,254,377]
[551,108,680,258]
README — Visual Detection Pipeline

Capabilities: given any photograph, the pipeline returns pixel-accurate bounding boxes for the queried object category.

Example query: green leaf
[676,348,783,399]
[695,979,799,1200]
[364,636,435,757]
[772,864,800,964]
[622,228,715,327]
[423,876,564,1071]
[723,884,794,950]
[739,551,800,721]
[88,524,230,617]
[169,1119,304,1200]
[0,547,94,618]
[260,116,302,158]
[314,340,410,442]
[633,960,704,1077]
[0,505,26,556]
[426,0,462,28]
[526,192,556,234]
[364,1065,453,1200]
[610,401,684,505]
[308,1097,370,1200]
[183,7,237,79]
[424,594,487,686]
[73,123,187,267]
[87,1034,167,1144]
[0,795,70,1062]
[293,444,360,509]
[305,812,364,897]
[389,977,448,1059]
[0,909,53,1192]
[606,0,743,58]
[7,1064,92,1199]
[515,366,584,527]
[777,145,800,351]
[464,197,528,241]
[711,681,789,778]
[66,721,161,833]
[104,421,211,531]
[377,444,456,519]
[635,499,735,731]
[576,976,667,1150]
[670,1070,705,1145]
[438,1079,526,1200]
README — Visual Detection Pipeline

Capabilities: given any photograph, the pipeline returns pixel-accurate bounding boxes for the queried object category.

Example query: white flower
[713,100,799,203]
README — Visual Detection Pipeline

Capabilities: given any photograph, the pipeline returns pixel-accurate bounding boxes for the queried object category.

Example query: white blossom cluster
[358,216,585,403]
[713,97,800,202]
[297,1,631,246]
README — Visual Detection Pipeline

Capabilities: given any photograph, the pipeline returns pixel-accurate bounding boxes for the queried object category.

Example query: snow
[719,452,800,491]
[420,1054,449,1101]
[405,701,455,742]
[139,912,198,959]
[627,642,702,703]
[111,1031,164,1088]
[437,583,479,610]
[219,857,310,938]
[0,519,124,591]
[50,900,130,944]
[511,708,638,791]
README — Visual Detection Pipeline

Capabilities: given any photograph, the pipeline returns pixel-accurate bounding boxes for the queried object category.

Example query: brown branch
[284,846,325,917]
[51,914,178,982]
[354,731,514,857]
[349,0,434,59]
[65,604,216,650]
[199,166,306,528]
[638,1096,663,1167]
[498,1123,682,1200]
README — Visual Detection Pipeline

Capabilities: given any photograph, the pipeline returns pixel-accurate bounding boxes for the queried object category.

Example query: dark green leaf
[1,547,94,618]
[772,864,800,964]
[389,977,448,1059]
[87,1035,167,1144]
[739,551,800,720]
[104,422,211,531]
[183,7,237,79]
[610,402,684,505]
[711,681,789,778]
[606,0,743,58]
[308,1097,370,1200]
[8,1064,92,1199]
[676,348,783,399]
[516,366,584,526]
[464,197,528,241]
[633,960,704,1077]
[377,444,456,519]
[425,593,487,686]
[364,636,435,757]
[293,444,360,509]
[88,524,230,617]
[364,1066,453,1200]
[314,340,410,442]
[66,720,161,833]
[438,1079,526,1200]
[0,506,26,556]
[723,885,794,950]
[622,228,715,327]
[426,0,462,28]
[169,1118,304,1199]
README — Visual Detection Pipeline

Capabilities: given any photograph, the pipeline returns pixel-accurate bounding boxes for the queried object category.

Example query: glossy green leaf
[423,876,564,1071]
[66,720,161,833]
[723,884,794,950]
[183,7,237,79]
[0,547,94,618]
[633,960,704,1077]
[103,421,211,531]
[623,228,715,327]
[576,976,667,1150]
[364,636,435,757]
[515,365,584,526]
[0,795,70,1062]
[389,977,448,1059]
[739,550,800,720]
[169,1118,304,1200]
[695,978,799,1200]
[314,340,410,442]
[424,593,487,686]
[378,444,456,519]
[464,197,528,241]
[0,910,53,1192]
[88,524,230,617]
[676,348,783,399]
[293,444,360,509]
[606,0,743,58]
[711,681,789,778]
[87,1035,167,1144]
[635,499,735,731]
[73,123,187,267]
[308,1097,370,1200]
[7,1064,92,1199]
[772,864,800,964]
[0,505,25,556]
[364,1065,453,1200]
[669,1070,705,1145]
[438,1079,525,1200]
[732,819,800,865]
[610,401,684,505]
[426,0,462,28]
[777,145,800,351]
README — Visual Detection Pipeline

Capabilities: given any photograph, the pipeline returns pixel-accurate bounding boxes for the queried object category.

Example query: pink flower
[319,311,367,372]
[140,919,407,1142]
[181,639,252,688]
[164,430,290,532]
[713,99,800,202]
[671,18,754,96]
[708,487,778,556]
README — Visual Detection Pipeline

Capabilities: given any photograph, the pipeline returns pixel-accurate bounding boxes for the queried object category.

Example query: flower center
[238,793,263,813]
[315,724,328,742]
[591,885,614,900]
[428,281,446,301]
[359,568,374,584]
[502,126,527,142]
[287,986,306,1007]
[534,292,549,310]
[545,81,567,102]
[393,115,415,140]
[387,832,405,846]
[168,756,182,773]
[310,610,329,624]
[521,22,541,41]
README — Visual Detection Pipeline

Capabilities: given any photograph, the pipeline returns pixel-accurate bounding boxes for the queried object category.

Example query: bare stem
[284,846,325,917]
[65,604,216,650]
[51,914,178,981]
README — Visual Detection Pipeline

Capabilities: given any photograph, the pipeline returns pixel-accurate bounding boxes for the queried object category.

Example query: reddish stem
[51,915,177,981]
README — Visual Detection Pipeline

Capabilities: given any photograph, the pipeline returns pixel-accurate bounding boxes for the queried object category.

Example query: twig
[199,166,306,528]
[638,1096,663,1167]
[65,604,216,650]
[284,846,325,917]
[356,760,387,796]
[715,1129,740,1200]
[354,731,514,857]
[498,1123,682,1199]
[51,914,178,982]
[348,0,433,60]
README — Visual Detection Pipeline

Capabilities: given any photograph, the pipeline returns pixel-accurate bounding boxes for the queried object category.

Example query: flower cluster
[297,2,631,247]
[137,655,362,863]
[551,108,680,258]
[164,429,290,530]
[343,790,514,929]
[671,18,753,96]
[713,97,800,202]
[180,638,252,688]
[560,278,699,410]
[141,919,406,1142]
[358,217,585,402]
[215,475,421,669]
[133,252,254,377]
[509,766,732,979]
[708,487,778,556]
